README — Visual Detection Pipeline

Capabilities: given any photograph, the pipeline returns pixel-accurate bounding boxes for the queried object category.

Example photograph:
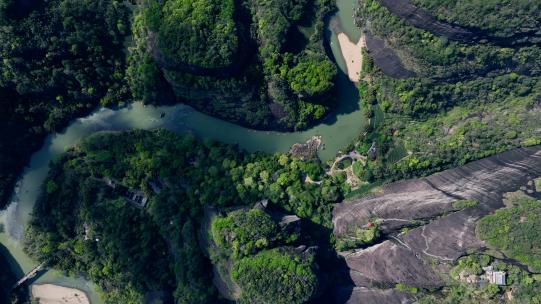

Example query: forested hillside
[0,0,131,209]
[129,0,338,131]
[24,130,345,303]
[346,0,541,189]
[0,0,340,211]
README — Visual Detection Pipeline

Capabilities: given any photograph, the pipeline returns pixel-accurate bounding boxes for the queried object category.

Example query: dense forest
[24,130,344,303]
[129,0,339,130]
[210,207,319,303]
[3,0,541,303]
[0,0,131,209]
[477,197,541,272]
[0,0,341,211]
[344,0,541,191]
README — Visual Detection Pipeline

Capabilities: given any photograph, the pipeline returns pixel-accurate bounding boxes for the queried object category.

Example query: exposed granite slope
[363,34,416,79]
[334,286,414,304]
[375,0,541,46]
[333,146,541,294]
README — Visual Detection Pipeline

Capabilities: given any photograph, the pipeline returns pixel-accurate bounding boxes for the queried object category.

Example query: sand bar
[32,284,90,304]
[337,33,365,82]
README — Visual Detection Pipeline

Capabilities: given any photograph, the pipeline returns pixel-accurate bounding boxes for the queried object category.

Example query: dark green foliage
[0,0,131,209]
[24,129,342,303]
[477,198,541,272]
[129,0,338,131]
[144,0,239,68]
[212,209,280,258]
[25,161,171,303]
[231,248,318,304]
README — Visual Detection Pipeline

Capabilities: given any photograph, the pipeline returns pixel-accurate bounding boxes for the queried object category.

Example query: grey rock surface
[333,146,541,300]
[334,286,415,304]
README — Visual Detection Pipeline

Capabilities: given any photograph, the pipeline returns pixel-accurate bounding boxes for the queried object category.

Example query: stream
[0,0,363,302]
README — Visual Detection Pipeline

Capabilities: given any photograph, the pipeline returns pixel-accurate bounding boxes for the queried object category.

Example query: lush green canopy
[144,0,239,68]
[232,248,318,304]
[477,198,541,272]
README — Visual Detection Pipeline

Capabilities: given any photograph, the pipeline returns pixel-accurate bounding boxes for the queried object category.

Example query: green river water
[0,0,362,302]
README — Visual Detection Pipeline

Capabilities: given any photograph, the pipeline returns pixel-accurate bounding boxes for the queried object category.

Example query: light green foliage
[452,200,479,210]
[287,53,337,97]
[231,248,318,304]
[477,198,541,272]
[352,161,365,178]
[212,209,280,258]
[395,283,418,294]
[335,223,380,251]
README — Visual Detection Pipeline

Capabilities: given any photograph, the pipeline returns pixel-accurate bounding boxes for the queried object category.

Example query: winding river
[0,0,363,302]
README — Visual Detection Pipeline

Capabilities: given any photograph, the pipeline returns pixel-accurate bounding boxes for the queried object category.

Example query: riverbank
[32,284,90,304]
[337,33,365,82]
[0,0,365,302]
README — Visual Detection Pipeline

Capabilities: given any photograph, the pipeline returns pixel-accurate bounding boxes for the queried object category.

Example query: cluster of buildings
[459,265,506,286]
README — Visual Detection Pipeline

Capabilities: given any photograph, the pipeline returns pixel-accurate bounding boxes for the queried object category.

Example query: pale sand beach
[32,284,90,304]
[337,33,365,82]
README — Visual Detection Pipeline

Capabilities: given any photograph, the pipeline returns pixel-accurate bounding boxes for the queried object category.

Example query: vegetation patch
[335,222,380,251]
[129,0,338,131]
[0,0,131,209]
[411,0,541,38]
[23,129,343,303]
[452,200,479,210]
[477,198,541,272]
[143,0,239,68]
[231,248,318,304]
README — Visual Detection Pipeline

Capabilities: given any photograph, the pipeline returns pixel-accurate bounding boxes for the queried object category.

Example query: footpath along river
[0,0,364,302]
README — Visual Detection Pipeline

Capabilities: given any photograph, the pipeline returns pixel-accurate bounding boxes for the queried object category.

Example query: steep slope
[333,146,541,302]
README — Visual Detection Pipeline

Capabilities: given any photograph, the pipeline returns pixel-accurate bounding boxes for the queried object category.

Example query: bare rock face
[334,286,415,304]
[364,34,416,79]
[289,136,321,160]
[344,242,443,288]
[375,0,541,46]
[333,178,457,235]
[376,0,474,42]
[333,146,541,300]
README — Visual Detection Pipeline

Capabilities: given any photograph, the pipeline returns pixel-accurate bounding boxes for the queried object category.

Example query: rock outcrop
[364,34,416,79]
[375,0,541,47]
[334,286,414,304]
[333,146,541,300]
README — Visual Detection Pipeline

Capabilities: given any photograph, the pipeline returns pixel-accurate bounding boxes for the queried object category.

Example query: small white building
[483,266,506,285]
[490,271,506,285]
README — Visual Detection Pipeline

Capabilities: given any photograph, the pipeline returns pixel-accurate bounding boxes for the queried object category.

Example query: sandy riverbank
[32,284,90,304]
[337,33,365,82]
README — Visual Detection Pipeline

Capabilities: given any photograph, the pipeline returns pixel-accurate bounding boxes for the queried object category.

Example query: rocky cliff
[332,146,541,302]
